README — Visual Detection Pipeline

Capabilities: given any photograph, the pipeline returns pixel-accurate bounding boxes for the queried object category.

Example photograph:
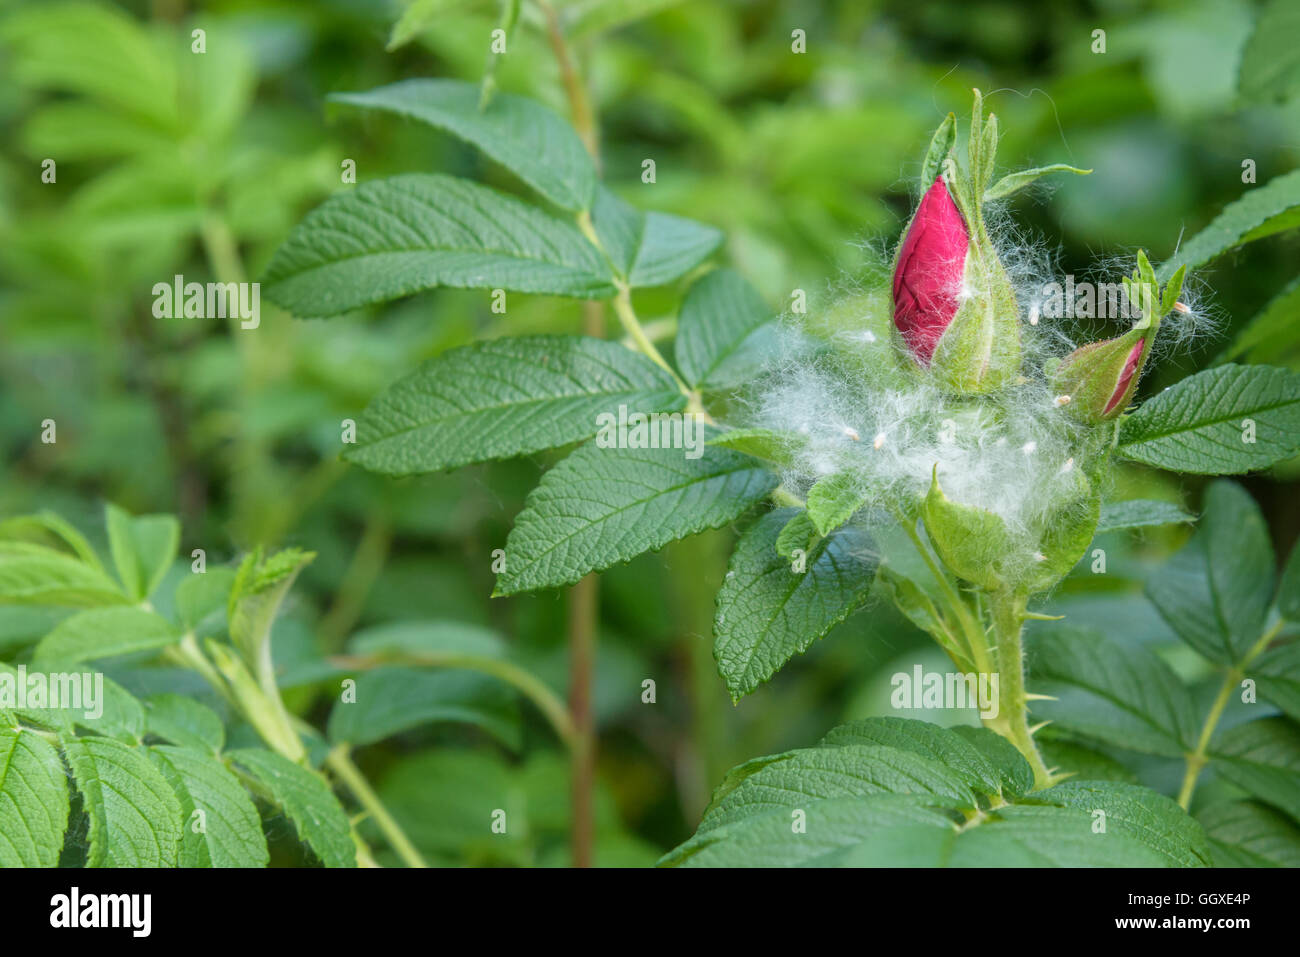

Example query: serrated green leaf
[1212,717,1300,825]
[1117,364,1300,474]
[263,174,615,317]
[0,512,104,571]
[228,548,314,673]
[674,269,773,389]
[149,746,268,867]
[228,748,355,867]
[105,503,178,602]
[1215,276,1300,367]
[1199,800,1300,867]
[774,511,816,560]
[1249,643,1300,722]
[495,441,776,595]
[707,427,807,467]
[1158,169,1300,279]
[984,164,1091,202]
[144,694,225,754]
[666,791,1180,868]
[0,542,128,607]
[174,567,237,633]
[818,717,1017,798]
[661,795,955,867]
[699,744,975,833]
[589,187,722,287]
[1028,627,1198,757]
[77,675,148,744]
[0,662,146,744]
[629,213,723,287]
[950,726,1036,798]
[714,509,877,699]
[1096,499,1195,533]
[805,471,870,536]
[1146,481,1273,665]
[1022,780,1211,867]
[1239,0,1300,104]
[663,722,1204,867]
[327,667,520,749]
[33,606,179,664]
[65,736,182,867]
[946,805,1170,867]
[330,80,596,211]
[0,728,69,867]
[342,335,683,476]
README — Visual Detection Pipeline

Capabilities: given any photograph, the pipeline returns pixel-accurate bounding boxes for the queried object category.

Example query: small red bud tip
[1104,338,1145,415]
[893,178,969,364]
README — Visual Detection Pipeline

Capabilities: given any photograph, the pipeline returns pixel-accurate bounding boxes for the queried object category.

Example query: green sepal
[985,164,1092,203]
[929,241,1022,395]
[921,467,1012,591]
[976,112,998,195]
[1161,264,1188,316]
[1025,474,1101,593]
[921,112,956,187]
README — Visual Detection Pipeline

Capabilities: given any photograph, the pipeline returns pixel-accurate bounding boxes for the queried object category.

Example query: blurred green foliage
[1,0,1297,864]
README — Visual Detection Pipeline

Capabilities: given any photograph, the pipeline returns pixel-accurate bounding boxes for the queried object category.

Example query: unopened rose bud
[892,178,968,364]
[891,177,1021,394]
[1051,326,1151,423]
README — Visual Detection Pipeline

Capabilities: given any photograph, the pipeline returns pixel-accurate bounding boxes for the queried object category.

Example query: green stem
[318,515,392,652]
[326,744,428,869]
[986,588,1053,790]
[610,281,684,385]
[577,208,713,423]
[567,574,597,868]
[331,652,578,750]
[538,0,599,162]
[895,510,990,674]
[1177,620,1284,810]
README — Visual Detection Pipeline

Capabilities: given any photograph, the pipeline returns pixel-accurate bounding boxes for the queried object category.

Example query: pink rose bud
[1050,328,1151,423]
[891,176,1021,394]
[892,178,969,364]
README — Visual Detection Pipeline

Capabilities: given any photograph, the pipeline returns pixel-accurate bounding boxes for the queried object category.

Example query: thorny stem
[326,744,429,868]
[986,589,1054,790]
[893,510,1054,788]
[1177,619,1284,810]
